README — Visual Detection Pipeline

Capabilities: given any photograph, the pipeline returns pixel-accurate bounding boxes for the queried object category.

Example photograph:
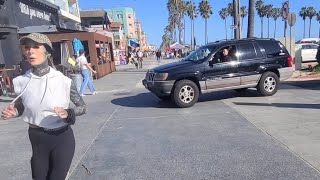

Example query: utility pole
[233,0,240,39]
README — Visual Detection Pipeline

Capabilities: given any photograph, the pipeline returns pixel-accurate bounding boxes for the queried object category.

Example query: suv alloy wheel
[172,80,199,108]
[257,71,279,96]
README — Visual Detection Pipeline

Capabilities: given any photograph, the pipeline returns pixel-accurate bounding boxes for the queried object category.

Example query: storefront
[44,32,115,79]
[0,0,60,69]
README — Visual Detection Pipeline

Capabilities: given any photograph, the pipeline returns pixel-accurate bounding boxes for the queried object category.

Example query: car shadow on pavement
[233,102,320,109]
[111,92,177,108]
[283,80,320,90]
[111,90,262,108]
[198,89,260,102]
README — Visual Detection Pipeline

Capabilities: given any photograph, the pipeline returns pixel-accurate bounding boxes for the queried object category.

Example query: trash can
[69,74,83,93]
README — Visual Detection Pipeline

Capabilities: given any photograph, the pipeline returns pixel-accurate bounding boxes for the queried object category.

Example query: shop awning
[129,40,140,47]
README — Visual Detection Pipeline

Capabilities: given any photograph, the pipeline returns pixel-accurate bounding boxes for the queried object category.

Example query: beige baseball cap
[20,33,53,52]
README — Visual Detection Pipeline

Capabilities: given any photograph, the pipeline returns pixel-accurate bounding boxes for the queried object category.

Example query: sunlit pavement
[0,57,320,179]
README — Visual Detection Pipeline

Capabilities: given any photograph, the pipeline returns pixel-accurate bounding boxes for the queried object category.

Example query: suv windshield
[183,45,217,61]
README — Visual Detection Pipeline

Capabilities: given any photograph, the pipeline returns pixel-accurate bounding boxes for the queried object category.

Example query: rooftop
[80,10,106,18]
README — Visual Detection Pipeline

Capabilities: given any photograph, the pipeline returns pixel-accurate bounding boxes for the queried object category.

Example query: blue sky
[78,0,320,48]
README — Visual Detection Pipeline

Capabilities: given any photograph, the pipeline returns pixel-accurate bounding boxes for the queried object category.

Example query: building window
[128,14,132,18]
[117,14,123,19]
[129,23,132,27]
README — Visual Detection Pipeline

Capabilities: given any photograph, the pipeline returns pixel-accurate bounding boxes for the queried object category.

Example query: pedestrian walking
[137,50,143,69]
[77,49,97,96]
[156,50,161,64]
[1,33,87,180]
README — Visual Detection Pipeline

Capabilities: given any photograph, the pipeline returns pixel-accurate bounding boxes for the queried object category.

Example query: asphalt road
[0,58,320,180]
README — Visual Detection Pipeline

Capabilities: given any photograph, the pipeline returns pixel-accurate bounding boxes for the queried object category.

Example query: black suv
[142,38,293,108]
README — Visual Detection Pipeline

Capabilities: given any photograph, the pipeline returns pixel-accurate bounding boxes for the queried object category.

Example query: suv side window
[258,40,285,58]
[212,44,237,64]
[238,42,257,60]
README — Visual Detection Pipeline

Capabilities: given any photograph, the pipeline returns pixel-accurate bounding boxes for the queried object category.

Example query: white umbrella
[170,42,185,50]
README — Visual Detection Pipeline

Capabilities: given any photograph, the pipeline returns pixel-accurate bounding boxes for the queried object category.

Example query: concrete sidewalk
[223,83,320,173]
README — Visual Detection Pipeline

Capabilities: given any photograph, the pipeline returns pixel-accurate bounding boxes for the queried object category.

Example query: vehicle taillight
[287,56,293,67]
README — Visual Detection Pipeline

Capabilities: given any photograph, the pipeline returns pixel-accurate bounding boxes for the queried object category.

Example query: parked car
[296,38,320,45]
[143,38,294,108]
[295,43,319,62]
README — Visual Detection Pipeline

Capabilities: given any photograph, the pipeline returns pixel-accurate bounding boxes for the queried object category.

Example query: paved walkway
[1,57,320,179]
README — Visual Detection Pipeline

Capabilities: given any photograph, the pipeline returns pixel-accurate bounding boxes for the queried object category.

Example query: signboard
[13,1,59,28]
[282,1,289,21]
[288,12,296,27]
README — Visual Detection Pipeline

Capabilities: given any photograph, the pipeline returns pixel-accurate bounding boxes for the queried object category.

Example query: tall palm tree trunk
[225,19,228,40]
[309,18,312,38]
[205,18,208,44]
[319,23,320,38]
[268,18,270,38]
[303,20,306,38]
[261,17,263,38]
[191,19,193,48]
[184,18,186,44]
[274,20,277,38]
[241,17,244,33]
[247,0,254,38]
[230,17,233,39]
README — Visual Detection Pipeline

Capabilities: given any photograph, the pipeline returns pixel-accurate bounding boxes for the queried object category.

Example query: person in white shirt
[137,50,143,69]
[76,49,97,96]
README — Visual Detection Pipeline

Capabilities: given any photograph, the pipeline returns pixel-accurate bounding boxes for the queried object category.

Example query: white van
[299,38,320,44]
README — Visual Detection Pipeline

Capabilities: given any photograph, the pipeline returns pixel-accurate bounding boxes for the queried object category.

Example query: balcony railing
[44,0,79,17]
[53,0,68,11]
[68,5,79,17]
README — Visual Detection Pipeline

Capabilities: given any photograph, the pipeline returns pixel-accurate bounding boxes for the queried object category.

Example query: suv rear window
[257,40,287,58]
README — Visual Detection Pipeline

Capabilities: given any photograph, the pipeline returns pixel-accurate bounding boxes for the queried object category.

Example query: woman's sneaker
[92,91,98,95]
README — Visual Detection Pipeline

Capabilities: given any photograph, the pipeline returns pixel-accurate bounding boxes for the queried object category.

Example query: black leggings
[28,125,75,180]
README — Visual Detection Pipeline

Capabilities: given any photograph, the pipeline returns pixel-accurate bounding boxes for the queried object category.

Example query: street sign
[282,1,289,21]
[288,13,296,27]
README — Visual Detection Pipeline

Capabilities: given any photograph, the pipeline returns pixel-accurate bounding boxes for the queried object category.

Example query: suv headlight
[154,73,168,81]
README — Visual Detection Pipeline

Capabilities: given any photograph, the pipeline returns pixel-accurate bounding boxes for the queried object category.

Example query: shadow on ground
[111,92,176,108]
[111,90,262,108]
[284,79,320,90]
[233,102,320,109]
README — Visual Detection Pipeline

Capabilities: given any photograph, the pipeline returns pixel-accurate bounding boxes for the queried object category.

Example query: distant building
[140,31,148,51]
[80,10,111,31]
[105,7,139,45]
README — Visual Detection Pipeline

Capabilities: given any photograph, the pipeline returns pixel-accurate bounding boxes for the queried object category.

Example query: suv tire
[257,72,279,96]
[172,80,199,108]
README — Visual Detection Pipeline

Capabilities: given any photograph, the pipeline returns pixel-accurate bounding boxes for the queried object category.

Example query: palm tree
[307,7,316,38]
[198,0,213,44]
[299,7,308,38]
[219,8,229,40]
[255,0,266,38]
[271,8,281,38]
[186,0,198,49]
[265,4,273,38]
[167,0,185,44]
[247,0,255,38]
[240,6,248,33]
[317,11,320,38]
[168,14,177,42]
[227,2,234,38]
[177,0,187,44]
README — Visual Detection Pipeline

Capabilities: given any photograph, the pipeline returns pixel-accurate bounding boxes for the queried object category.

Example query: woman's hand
[1,104,17,120]
[93,70,97,74]
[54,107,68,119]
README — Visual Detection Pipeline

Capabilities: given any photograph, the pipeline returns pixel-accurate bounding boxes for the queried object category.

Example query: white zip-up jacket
[13,67,71,129]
